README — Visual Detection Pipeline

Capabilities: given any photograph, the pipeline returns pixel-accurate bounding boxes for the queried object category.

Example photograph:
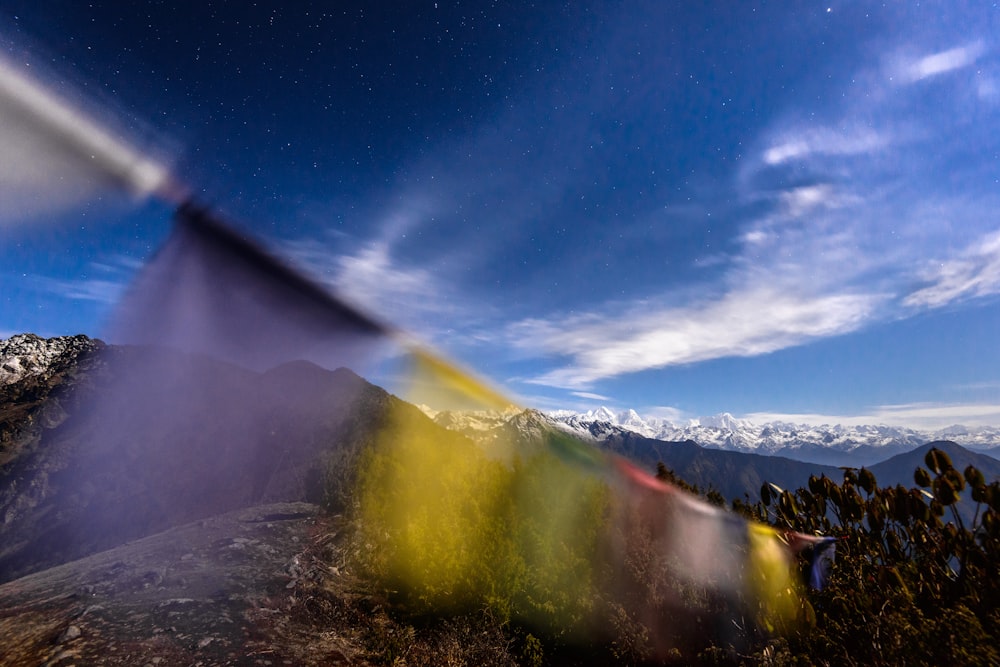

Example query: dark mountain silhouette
[771,441,918,467]
[0,344,413,584]
[864,440,1000,524]
[593,430,845,503]
[868,439,1000,486]
[598,432,999,509]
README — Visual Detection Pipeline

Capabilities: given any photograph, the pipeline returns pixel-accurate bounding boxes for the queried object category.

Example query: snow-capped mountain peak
[693,412,746,431]
[588,406,617,423]
[0,333,100,386]
[547,407,1000,466]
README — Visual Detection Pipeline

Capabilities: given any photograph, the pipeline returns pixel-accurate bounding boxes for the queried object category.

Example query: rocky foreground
[0,501,516,666]
[0,503,346,665]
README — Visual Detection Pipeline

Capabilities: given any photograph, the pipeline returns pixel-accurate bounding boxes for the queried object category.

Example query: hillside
[595,431,843,502]
[869,439,1000,487]
[0,337,420,583]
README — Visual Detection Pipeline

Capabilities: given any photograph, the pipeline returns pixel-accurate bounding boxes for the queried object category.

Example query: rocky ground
[0,502,357,665]
[0,501,518,667]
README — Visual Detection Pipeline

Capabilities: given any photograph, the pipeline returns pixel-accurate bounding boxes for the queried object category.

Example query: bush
[755,448,1000,666]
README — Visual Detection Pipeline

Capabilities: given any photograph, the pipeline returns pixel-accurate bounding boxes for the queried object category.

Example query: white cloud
[35,256,139,305]
[58,278,126,304]
[762,140,809,166]
[741,229,769,245]
[33,275,123,304]
[874,402,1000,429]
[952,380,1000,392]
[279,228,494,351]
[903,229,1000,308]
[514,287,884,389]
[763,127,887,166]
[276,187,499,344]
[728,33,1000,365]
[779,184,836,217]
[509,33,1000,395]
[337,243,438,308]
[571,391,613,401]
[896,42,986,83]
[746,402,1000,431]
[283,237,442,324]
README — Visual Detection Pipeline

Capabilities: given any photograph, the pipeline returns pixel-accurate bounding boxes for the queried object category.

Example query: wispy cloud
[514,287,883,389]
[56,278,126,304]
[762,126,888,166]
[893,42,986,83]
[284,237,444,324]
[507,32,1000,394]
[746,402,1000,431]
[779,184,837,217]
[903,229,1000,308]
[571,391,613,401]
[337,243,441,311]
[36,256,139,305]
[952,380,1000,392]
[279,218,498,349]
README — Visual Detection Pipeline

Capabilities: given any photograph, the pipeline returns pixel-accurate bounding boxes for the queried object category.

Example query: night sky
[3,1,1000,429]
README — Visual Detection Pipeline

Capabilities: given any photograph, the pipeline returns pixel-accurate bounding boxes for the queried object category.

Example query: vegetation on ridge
[347,443,999,665]
[732,446,1000,666]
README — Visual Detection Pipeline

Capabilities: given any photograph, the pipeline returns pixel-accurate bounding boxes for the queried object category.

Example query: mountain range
[548,406,1000,467]
[3,333,999,586]
[3,333,1000,664]
[430,407,1000,516]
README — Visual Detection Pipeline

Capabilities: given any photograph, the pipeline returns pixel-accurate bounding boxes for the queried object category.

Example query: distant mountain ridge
[431,407,845,504]
[7,334,998,469]
[5,334,998,512]
[550,407,1000,466]
[433,408,1000,524]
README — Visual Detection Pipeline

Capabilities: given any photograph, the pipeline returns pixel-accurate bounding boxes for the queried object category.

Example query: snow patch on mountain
[0,333,100,386]
[549,406,1000,462]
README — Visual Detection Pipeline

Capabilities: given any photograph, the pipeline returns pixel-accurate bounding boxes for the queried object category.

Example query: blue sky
[2,1,1000,429]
